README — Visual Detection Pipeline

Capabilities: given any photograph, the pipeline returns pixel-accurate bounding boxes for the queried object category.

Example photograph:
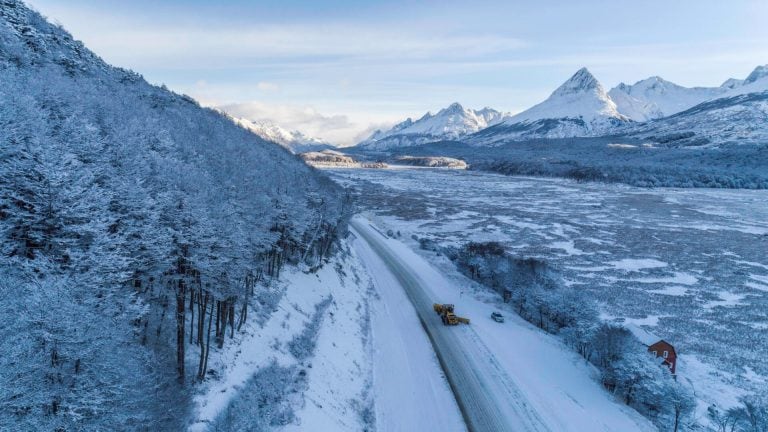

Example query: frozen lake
[330,167,768,397]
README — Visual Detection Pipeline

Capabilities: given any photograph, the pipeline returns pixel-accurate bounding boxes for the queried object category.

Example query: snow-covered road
[352,218,543,432]
[350,216,654,432]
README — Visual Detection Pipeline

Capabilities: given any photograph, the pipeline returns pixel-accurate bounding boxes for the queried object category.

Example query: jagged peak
[613,82,631,92]
[632,75,680,90]
[745,65,768,84]
[720,78,744,89]
[551,67,603,97]
[444,102,464,111]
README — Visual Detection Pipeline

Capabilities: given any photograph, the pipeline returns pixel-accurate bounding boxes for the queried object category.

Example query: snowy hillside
[235,118,334,153]
[358,102,508,150]
[617,65,768,146]
[472,68,630,142]
[626,91,768,146]
[0,1,349,430]
[609,65,768,121]
[608,77,726,121]
[720,64,768,97]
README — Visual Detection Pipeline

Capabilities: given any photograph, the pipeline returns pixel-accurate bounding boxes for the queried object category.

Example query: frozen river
[330,167,768,400]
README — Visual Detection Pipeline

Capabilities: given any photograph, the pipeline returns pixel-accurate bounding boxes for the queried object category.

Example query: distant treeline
[380,138,768,189]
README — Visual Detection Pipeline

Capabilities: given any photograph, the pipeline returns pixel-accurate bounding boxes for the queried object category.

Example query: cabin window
[663,350,669,358]
[652,350,657,356]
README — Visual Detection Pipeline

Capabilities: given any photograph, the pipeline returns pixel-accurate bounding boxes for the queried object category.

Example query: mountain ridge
[235,118,334,153]
[471,68,630,143]
[357,102,508,150]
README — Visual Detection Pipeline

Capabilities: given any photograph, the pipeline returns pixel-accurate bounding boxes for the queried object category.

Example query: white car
[491,312,504,323]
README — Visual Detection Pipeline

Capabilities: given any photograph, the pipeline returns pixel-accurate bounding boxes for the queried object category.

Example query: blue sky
[27,0,768,144]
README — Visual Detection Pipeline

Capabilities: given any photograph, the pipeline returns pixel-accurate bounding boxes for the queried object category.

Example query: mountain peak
[551,67,602,97]
[236,118,332,152]
[357,103,508,148]
[440,102,466,115]
[720,78,744,89]
[745,65,768,84]
[491,66,627,139]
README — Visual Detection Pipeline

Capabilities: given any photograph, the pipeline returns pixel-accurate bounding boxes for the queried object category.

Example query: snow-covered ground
[329,167,768,425]
[188,252,373,431]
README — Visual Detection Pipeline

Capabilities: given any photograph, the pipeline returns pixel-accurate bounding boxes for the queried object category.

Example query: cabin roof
[649,340,676,354]
[625,323,662,346]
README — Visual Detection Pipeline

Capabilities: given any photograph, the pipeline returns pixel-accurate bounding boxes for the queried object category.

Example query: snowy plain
[329,167,768,424]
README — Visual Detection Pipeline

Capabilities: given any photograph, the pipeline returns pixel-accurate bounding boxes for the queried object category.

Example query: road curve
[350,218,551,432]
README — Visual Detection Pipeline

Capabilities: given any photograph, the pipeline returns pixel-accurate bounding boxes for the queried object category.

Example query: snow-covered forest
[4,0,768,431]
[0,1,349,429]
[369,138,768,189]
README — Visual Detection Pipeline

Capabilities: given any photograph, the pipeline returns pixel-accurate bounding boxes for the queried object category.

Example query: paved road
[351,218,551,432]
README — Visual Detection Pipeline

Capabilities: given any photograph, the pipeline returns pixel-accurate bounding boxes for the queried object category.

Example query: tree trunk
[176,279,186,383]
[197,292,210,380]
[237,302,247,331]
[229,301,235,338]
[218,299,228,348]
[189,289,195,344]
[673,409,680,432]
[215,300,221,343]
[197,289,205,345]
[201,295,213,379]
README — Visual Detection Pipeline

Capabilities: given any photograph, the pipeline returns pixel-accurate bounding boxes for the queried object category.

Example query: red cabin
[625,324,677,375]
[647,340,677,374]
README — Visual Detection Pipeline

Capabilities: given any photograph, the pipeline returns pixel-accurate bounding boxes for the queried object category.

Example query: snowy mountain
[0,2,347,430]
[626,90,768,147]
[608,76,726,121]
[720,64,768,97]
[621,65,768,146]
[235,118,334,153]
[608,65,768,122]
[472,68,630,142]
[357,102,508,150]
[720,78,745,90]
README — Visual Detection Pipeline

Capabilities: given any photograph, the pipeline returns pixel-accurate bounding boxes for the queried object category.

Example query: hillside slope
[0,1,347,429]
[626,91,768,147]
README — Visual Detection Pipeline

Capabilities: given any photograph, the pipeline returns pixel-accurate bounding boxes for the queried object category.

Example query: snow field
[189,253,371,431]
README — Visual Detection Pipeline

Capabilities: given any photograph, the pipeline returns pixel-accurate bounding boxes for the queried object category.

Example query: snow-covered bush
[451,242,592,333]
[287,296,334,361]
[709,395,768,432]
[212,362,306,431]
[386,137,768,189]
[449,241,699,430]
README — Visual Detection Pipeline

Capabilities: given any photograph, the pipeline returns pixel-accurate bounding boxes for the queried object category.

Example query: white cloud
[256,81,280,92]
[36,16,527,69]
[216,101,377,146]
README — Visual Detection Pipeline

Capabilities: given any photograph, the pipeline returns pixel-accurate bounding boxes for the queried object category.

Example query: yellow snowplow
[433,303,470,326]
